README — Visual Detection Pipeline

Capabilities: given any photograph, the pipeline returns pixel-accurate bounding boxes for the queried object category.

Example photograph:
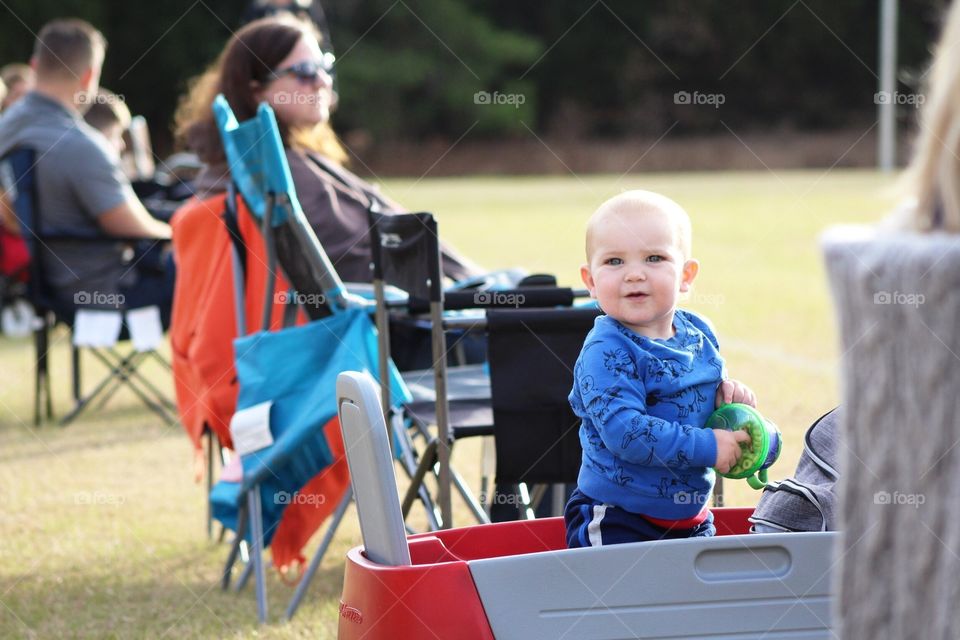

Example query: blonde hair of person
[901,2,960,232]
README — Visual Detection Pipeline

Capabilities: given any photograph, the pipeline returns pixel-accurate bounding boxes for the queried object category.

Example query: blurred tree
[0,0,244,153]
[484,0,941,137]
[328,0,541,141]
[0,0,946,152]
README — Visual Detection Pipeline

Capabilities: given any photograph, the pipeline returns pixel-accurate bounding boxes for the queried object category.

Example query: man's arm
[63,132,171,240]
[96,198,170,239]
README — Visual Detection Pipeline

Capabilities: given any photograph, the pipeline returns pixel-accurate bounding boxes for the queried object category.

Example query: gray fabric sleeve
[66,133,135,219]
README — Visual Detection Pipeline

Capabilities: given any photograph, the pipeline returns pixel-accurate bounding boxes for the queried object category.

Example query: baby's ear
[580,264,596,296]
[679,259,699,292]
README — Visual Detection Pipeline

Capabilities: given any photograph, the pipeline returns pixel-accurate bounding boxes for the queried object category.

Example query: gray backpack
[750,409,840,532]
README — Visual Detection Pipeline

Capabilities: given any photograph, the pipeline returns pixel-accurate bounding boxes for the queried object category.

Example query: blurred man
[0,18,173,325]
[0,63,34,110]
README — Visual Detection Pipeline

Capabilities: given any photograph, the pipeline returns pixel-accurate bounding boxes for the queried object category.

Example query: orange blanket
[169,193,349,570]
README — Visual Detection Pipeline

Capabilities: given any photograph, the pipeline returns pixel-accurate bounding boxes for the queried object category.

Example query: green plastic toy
[706,403,782,490]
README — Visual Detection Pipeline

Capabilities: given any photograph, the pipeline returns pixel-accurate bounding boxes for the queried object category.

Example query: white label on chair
[230,401,274,456]
[73,310,123,347]
[126,306,163,351]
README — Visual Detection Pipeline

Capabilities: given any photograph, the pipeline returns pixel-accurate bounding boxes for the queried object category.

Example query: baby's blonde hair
[586,190,692,260]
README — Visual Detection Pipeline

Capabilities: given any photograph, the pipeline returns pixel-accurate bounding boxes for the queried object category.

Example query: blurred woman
[175,15,479,282]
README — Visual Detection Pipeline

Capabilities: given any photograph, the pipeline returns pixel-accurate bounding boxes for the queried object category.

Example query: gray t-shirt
[0,91,135,301]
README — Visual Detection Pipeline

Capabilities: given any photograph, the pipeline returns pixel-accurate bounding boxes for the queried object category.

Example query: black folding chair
[368,211,589,528]
[368,211,488,528]
[484,306,599,519]
[0,147,176,426]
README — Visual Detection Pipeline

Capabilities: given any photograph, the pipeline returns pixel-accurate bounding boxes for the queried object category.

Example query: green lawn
[0,169,895,638]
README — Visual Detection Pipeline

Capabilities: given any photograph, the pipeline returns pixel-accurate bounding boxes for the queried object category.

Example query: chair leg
[248,485,268,624]
[215,446,230,543]
[206,431,214,540]
[61,347,130,424]
[65,346,175,425]
[221,500,249,591]
[111,348,177,413]
[285,487,353,620]
[33,326,44,427]
[85,348,175,423]
[91,349,151,411]
[42,326,53,422]
[451,466,490,525]
[402,438,440,525]
[523,483,541,520]
[392,416,441,530]
[234,560,254,592]
[416,485,441,531]
[551,483,567,517]
[72,345,81,403]
[59,355,123,426]
[713,477,724,508]
[95,350,147,408]
[480,436,495,516]
[147,348,173,372]
[33,320,54,426]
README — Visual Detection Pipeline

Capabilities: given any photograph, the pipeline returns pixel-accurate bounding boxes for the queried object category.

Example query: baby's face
[582,206,697,339]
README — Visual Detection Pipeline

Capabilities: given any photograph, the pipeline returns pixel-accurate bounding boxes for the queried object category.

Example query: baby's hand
[713,429,752,474]
[715,379,757,408]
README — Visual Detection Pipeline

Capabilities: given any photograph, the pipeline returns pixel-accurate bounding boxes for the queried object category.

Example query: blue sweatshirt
[570,310,725,519]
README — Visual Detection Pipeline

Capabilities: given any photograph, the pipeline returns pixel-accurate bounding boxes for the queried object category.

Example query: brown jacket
[288,150,479,283]
[194,151,480,284]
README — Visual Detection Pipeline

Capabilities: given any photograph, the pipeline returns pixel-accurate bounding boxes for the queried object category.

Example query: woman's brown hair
[175,15,346,166]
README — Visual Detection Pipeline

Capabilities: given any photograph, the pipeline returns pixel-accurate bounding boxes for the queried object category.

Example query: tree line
[0,0,945,154]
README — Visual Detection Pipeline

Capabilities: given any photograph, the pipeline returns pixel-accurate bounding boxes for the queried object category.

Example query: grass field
[0,169,894,639]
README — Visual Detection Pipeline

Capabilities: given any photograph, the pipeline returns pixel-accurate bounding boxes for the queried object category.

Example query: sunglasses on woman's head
[269,53,335,83]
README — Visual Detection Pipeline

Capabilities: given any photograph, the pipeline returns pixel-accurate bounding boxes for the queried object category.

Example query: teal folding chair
[209,96,413,623]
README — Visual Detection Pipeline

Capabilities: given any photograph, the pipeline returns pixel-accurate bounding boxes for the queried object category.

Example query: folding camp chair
[209,96,413,623]
[369,211,497,529]
[0,147,176,426]
[369,211,588,528]
[484,307,599,519]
